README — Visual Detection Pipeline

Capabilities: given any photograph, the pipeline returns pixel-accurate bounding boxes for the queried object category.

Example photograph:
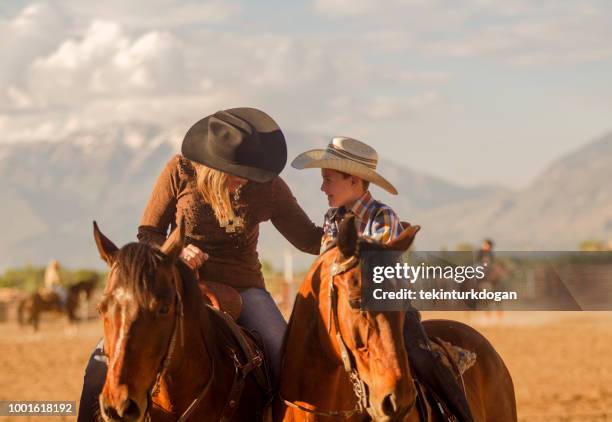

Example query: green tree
[0,265,45,293]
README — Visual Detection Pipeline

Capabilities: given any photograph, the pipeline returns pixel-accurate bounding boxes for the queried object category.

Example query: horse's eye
[158,304,171,315]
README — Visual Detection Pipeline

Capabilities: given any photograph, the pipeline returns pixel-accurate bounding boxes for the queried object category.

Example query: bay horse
[279,216,517,421]
[93,220,270,422]
[17,277,97,331]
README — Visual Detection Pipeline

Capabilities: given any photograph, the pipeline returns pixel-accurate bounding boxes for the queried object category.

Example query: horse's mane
[113,242,202,316]
[112,242,166,306]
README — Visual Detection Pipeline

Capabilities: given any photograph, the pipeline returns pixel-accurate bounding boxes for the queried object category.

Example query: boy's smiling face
[320,168,366,208]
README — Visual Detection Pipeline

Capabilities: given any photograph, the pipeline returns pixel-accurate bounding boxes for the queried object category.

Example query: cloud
[1,3,70,72]
[9,0,608,150]
[6,86,34,109]
[0,3,71,109]
[314,0,612,66]
[60,0,241,27]
[27,20,188,106]
[328,91,440,120]
[0,0,609,193]
[313,0,378,17]
[1,1,448,142]
[423,15,612,66]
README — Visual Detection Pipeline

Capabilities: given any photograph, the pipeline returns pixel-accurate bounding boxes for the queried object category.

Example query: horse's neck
[156,281,216,412]
[282,260,355,405]
[313,258,346,361]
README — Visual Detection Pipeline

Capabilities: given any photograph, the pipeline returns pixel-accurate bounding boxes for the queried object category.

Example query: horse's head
[93,221,185,422]
[326,215,420,421]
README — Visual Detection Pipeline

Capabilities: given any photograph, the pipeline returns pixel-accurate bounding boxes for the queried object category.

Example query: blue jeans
[77,287,286,420]
[237,287,287,388]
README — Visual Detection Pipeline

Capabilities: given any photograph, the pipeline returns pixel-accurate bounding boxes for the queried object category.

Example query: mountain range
[1,125,610,271]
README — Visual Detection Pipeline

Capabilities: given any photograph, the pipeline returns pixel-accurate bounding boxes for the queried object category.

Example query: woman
[78,107,322,421]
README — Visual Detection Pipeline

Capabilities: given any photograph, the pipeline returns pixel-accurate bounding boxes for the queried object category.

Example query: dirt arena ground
[1,308,611,421]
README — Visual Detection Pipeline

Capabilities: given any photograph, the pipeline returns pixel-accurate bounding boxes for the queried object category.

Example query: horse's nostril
[104,397,141,421]
[103,403,120,420]
[382,393,398,415]
[120,398,141,421]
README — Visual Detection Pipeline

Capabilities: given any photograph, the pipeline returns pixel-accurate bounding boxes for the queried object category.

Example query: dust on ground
[1,307,611,421]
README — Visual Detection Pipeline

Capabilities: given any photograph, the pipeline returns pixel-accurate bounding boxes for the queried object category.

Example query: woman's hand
[180,244,209,270]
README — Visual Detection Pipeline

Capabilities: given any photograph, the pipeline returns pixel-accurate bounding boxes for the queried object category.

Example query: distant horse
[17,277,98,331]
[279,216,517,421]
[93,220,271,422]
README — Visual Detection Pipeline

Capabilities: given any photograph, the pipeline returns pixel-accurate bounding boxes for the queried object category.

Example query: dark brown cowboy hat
[181,107,287,183]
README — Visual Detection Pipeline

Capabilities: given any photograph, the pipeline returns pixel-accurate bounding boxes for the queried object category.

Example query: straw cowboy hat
[181,107,287,183]
[291,137,398,194]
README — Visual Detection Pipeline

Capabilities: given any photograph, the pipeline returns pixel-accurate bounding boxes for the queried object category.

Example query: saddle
[206,304,274,421]
[38,288,57,301]
[175,264,273,420]
[198,280,243,320]
[194,277,273,416]
[155,266,272,422]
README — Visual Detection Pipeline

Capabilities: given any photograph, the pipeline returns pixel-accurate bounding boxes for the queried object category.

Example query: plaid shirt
[320,191,402,253]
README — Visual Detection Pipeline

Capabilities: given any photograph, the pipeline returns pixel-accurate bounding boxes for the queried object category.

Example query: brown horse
[279,217,517,421]
[17,277,97,331]
[93,220,270,422]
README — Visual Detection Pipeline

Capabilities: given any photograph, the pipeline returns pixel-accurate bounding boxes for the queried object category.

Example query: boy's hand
[180,244,209,270]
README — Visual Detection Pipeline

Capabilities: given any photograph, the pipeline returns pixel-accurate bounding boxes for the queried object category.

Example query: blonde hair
[193,163,239,228]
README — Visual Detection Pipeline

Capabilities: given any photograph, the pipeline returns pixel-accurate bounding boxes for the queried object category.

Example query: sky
[1,0,611,188]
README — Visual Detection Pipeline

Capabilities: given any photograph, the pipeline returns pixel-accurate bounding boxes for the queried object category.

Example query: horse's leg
[32,307,39,332]
[17,300,25,326]
[65,310,77,336]
[66,299,77,323]
[62,297,78,336]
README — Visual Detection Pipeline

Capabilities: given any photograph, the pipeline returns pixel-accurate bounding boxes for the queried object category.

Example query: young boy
[291,136,401,253]
[292,136,474,422]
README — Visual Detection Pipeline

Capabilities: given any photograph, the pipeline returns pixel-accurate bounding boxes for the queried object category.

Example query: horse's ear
[387,223,421,251]
[93,221,118,266]
[160,217,185,261]
[338,214,359,258]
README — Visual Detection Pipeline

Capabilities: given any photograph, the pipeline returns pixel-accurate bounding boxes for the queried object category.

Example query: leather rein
[282,254,371,418]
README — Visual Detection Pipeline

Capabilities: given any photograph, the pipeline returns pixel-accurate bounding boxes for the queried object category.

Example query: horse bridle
[282,254,371,418]
[144,268,262,422]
